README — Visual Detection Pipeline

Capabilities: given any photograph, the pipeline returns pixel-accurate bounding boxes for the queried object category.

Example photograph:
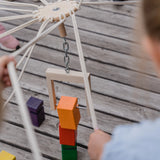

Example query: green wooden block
[61,145,77,160]
[61,144,77,150]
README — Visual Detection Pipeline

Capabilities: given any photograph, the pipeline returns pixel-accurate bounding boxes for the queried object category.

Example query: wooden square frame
[46,68,91,111]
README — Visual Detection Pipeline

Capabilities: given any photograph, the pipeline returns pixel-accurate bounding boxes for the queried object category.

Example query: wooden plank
[0,9,136,44]
[80,0,139,17]
[11,55,160,111]
[1,21,155,75]
[0,143,50,160]
[1,25,160,95]
[2,21,143,65]
[4,87,130,134]
[17,0,138,18]
[0,122,89,160]
[77,6,135,29]
[2,17,139,58]
[3,68,160,123]
[3,102,91,147]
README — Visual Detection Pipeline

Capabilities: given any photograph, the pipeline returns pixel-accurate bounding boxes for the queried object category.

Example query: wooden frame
[46,68,91,111]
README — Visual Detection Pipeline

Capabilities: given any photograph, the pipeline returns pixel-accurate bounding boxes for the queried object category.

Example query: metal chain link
[63,38,70,73]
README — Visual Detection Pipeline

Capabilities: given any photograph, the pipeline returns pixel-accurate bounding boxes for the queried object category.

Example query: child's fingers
[5,81,11,87]
[2,77,11,87]
[0,56,16,68]
[3,68,9,76]
[3,76,10,82]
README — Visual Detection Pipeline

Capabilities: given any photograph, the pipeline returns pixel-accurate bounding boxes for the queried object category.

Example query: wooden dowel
[8,62,42,160]
[0,14,33,22]
[72,14,98,130]
[58,23,67,38]
[4,20,49,109]
[0,7,33,13]
[11,19,64,58]
[0,18,38,39]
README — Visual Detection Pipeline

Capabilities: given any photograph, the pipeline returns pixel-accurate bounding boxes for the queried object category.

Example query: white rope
[72,14,98,130]
[40,0,49,5]
[0,1,39,8]
[11,19,65,58]
[0,18,38,39]
[0,14,33,22]
[79,0,83,8]
[0,7,34,13]
[82,0,140,5]
[7,62,42,160]
[3,20,50,109]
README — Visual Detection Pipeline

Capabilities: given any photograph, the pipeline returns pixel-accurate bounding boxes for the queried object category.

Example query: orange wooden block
[57,96,80,130]
[59,124,77,146]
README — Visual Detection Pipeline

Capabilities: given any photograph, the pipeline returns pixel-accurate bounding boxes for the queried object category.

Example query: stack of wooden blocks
[57,96,81,160]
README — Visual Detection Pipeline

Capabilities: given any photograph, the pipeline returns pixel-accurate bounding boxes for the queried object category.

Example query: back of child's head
[142,0,160,39]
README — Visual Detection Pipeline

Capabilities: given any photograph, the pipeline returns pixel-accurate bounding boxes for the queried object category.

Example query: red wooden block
[59,124,77,146]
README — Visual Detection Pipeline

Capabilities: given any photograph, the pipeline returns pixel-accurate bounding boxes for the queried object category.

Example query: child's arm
[0,55,16,87]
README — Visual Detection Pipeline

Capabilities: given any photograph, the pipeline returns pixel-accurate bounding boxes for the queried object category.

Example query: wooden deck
[1,0,160,159]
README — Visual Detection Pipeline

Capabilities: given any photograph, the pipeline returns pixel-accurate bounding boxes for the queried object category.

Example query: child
[88,0,160,160]
[0,56,16,121]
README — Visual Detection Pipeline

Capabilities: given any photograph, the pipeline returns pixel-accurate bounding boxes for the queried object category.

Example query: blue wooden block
[27,97,45,127]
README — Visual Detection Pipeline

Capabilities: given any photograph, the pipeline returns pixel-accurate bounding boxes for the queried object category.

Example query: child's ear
[143,36,160,72]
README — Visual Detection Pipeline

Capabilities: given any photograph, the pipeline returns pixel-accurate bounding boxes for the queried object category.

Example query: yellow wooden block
[57,96,80,130]
[0,150,16,160]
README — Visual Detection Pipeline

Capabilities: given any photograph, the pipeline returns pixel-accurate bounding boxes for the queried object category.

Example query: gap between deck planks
[1,22,160,95]
[0,1,158,159]
[2,54,160,123]
[0,142,51,160]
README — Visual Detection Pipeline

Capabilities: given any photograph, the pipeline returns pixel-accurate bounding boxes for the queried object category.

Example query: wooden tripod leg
[85,74,91,116]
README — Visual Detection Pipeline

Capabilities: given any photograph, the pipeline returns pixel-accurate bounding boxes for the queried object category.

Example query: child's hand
[0,56,16,87]
[88,130,111,160]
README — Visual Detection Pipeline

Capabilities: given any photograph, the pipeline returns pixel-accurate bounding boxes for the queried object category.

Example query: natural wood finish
[46,68,91,111]
[35,1,78,22]
[1,1,160,159]
[58,23,67,37]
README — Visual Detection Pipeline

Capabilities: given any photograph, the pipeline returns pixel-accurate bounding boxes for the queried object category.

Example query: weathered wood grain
[1,10,139,55]
[1,23,160,95]
[12,55,160,111]
[0,143,50,160]
[3,64,160,123]
[0,122,89,160]
[1,1,159,159]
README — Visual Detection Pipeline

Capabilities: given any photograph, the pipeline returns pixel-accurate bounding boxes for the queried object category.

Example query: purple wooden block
[27,97,43,113]
[30,106,45,127]
[27,97,45,127]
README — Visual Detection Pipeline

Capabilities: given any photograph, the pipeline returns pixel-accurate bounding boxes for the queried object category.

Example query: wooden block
[57,96,80,130]
[0,150,16,160]
[59,124,77,146]
[61,145,77,160]
[61,144,77,150]
[46,68,91,112]
[58,23,67,37]
[27,97,45,127]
